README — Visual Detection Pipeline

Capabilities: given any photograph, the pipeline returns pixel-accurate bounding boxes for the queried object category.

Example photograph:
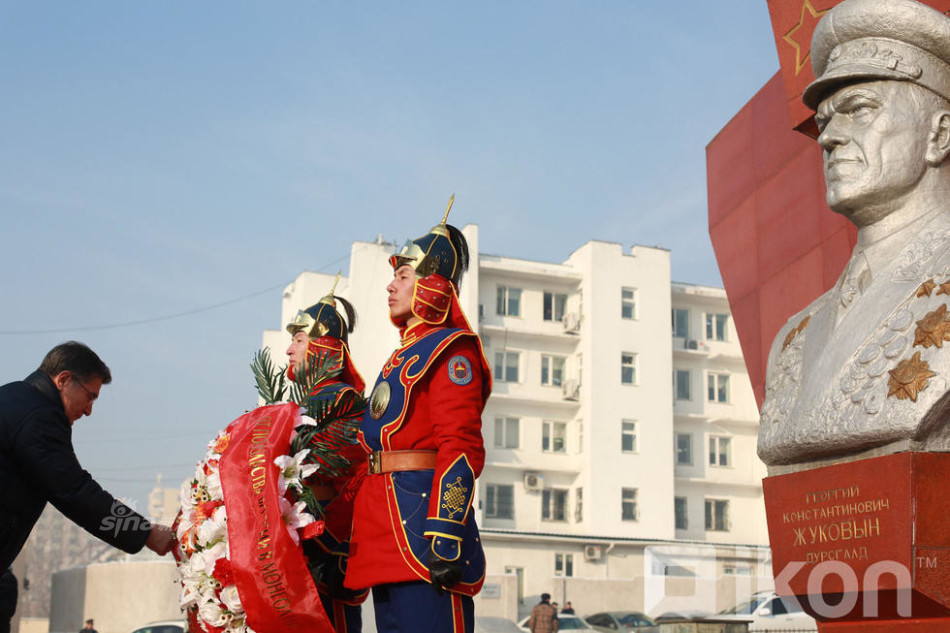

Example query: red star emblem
[783,0,829,75]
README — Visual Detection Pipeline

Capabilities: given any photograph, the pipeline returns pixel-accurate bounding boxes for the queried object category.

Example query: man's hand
[145,524,176,556]
[427,545,463,595]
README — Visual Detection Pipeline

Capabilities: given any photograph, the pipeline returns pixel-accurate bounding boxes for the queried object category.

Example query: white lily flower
[196,513,226,547]
[278,497,315,545]
[198,599,229,628]
[175,515,194,541]
[206,469,223,499]
[274,449,318,494]
[202,541,227,575]
[179,580,199,609]
[220,585,243,614]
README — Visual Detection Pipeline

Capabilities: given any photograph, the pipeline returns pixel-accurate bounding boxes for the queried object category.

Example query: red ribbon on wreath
[218,403,333,633]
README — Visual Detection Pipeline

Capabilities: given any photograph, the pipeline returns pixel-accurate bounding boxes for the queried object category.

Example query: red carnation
[212,557,234,587]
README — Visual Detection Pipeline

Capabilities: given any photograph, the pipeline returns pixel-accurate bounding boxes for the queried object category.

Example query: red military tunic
[346,321,490,594]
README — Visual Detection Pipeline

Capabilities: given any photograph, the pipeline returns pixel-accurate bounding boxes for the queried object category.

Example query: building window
[674,369,691,400]
[707,372,730,403]
[542,421,567,453]
[709,435,732,467]
[540,355,566,387]
[724,565,752,576]
[621,287,638,320]
[672,308,689,338]
[542,489,568,521]
[575,488,583,522]
[621,488,639,521]
[496,286,522,317]
[705,499,730,531]
[555,553,574,577]
[676,433,692,465]
[494,416,519,449]
[675,497,688,530]
[706,313,729,341]
[544,291,567,322]
[621,353,637,385]
[621,420,638,453]
[485,484,514,519]
[494,350,520,383]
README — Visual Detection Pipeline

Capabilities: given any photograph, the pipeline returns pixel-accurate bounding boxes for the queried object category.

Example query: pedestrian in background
[529,593,559,633]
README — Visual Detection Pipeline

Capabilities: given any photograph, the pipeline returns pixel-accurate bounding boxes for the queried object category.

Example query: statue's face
[815,80,932,226]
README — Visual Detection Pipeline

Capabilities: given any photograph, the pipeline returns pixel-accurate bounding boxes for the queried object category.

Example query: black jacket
[0,371,150,570]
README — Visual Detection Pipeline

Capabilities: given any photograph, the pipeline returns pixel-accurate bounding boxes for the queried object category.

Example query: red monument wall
[706,72,855,407]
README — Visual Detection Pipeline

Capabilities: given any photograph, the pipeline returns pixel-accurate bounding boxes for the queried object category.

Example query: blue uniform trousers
[319,591,362,633]
[372,581,474,633]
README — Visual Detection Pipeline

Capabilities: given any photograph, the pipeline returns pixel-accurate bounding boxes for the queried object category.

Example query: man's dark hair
[39,342,112,384]
[541,593,551,602]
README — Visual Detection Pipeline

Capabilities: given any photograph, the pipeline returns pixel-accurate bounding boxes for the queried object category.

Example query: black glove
[427,543,463,595]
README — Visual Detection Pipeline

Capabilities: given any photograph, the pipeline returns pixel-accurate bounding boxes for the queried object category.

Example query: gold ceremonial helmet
[390,195,464,285]
[285,273,353,342]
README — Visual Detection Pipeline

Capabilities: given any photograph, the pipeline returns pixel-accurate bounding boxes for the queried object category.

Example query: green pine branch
[289,350,343,407]
[250,349,288,404]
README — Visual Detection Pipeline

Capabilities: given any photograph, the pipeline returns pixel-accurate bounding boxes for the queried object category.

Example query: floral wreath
[173,349,360,633]
[174,427,321,633]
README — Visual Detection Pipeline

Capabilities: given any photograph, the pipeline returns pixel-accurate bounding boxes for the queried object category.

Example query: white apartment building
[261,225,772,620]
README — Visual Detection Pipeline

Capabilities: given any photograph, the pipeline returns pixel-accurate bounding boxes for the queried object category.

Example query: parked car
[715,591,818,632]
[475,615,523,632]
[653,609,712,622]
[130,621,187,633]
[584,611,657,632]
[517,614,596,631]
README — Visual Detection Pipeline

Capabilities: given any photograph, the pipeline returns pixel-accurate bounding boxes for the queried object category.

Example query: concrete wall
[50,562,181,633]
[18,618,48,633]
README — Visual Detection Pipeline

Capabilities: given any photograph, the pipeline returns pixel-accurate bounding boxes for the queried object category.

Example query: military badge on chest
[369,381,391,420]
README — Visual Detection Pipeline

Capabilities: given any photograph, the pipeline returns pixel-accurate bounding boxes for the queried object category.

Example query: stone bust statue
[758,0,950,471]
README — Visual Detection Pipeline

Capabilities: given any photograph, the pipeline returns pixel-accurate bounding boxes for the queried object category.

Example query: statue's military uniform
[759,212,950,467]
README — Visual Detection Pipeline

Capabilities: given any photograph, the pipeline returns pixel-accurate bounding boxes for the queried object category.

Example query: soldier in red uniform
[285,285,369,633]
[346,201,491,633]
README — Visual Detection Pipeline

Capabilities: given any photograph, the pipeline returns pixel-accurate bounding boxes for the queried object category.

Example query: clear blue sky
[0,2,780,512]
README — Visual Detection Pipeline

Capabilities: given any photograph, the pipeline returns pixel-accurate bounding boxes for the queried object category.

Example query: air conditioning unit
[562,313,581,333]
[584,544,603,561]
[562,379,580,401]
[685,339,699,350]
[523,472,544,492]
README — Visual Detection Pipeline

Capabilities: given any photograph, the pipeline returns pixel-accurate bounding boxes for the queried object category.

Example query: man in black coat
[0,342,176,630]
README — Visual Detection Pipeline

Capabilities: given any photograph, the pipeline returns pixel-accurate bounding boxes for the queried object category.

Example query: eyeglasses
[72,378,99,402]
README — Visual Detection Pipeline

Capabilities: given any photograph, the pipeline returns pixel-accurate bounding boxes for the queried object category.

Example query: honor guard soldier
[345,198,491,633]
[285,282,369,633]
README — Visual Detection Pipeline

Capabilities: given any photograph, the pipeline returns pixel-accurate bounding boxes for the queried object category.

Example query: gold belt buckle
[368,451,381,475]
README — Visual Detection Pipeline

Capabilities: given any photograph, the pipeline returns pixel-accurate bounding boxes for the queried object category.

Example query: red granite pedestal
[763,452,950,631]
